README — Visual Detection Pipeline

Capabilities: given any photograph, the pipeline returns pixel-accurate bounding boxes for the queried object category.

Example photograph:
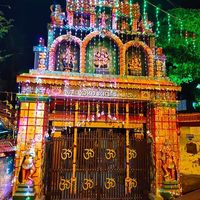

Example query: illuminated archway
[48,34,82,71]
[124,40,154,77]
[82,31,124,75]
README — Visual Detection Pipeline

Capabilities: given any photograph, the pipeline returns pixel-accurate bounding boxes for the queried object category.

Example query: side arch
[81,31,125,75]
[48,34,82,71]
[124,40,154,77]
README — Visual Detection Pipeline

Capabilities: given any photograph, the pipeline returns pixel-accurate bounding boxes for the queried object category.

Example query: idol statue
[20,139,36,184]
[161,144,177,182]
[50,4,65,26]
[61,46,76,72]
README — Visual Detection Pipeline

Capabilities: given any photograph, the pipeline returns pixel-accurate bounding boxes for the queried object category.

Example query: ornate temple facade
[13,1,181,199]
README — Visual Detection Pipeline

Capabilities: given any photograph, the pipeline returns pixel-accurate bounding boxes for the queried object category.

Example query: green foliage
[0,11,13,62]
[0,11,12,39]
[157,8,200,85]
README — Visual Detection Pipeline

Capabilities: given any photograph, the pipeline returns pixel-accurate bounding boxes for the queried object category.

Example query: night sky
[0,0,200,91]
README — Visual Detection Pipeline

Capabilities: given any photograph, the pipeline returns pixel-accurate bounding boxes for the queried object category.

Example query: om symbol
[61,149,73,160]
[59,178,71,191]
[105,149,116,160]
[125,177,137,190]
[82,178,94,190]
[83,149,94,160]
[105,178,116,189]
[128,149,137,160]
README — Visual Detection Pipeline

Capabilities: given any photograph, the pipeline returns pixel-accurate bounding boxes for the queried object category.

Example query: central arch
[81,31,124,75]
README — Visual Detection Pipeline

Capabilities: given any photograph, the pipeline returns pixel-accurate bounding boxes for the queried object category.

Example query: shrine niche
[73,13,90,28]
[117,17,131,32]
[85,36,119,74]
[55,41,80,72]
[126,46,148,76]
[96,8,112,30]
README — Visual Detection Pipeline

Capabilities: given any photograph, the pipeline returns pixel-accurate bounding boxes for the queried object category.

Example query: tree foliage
[0,11,12,62]
[157,8,200,85]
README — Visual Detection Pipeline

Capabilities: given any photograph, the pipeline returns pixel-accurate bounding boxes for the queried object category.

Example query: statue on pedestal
[20,140,36,184]
[161,144,177,182]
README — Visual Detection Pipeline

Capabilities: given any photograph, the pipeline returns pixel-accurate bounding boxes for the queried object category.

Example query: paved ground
[175,189,200,200]
[181,174,200,194]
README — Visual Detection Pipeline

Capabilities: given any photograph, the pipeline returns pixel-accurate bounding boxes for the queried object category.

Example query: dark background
[0,0,200,92]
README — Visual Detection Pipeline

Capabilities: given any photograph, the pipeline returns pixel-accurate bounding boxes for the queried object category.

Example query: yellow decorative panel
[37,103,45,110]
[21,102,29,109]
[36,118,44,126]
[29,102,37,110]
[20,110,29,117]
[18,126,27,134]
[27,126,35,134]
[28,118,36,125]
[37,111,44,118]
[29,110,36,117]
[36,126,43,134]
[19,118,28,126]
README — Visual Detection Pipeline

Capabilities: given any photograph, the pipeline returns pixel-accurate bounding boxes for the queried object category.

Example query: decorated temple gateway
[13,0,181,199]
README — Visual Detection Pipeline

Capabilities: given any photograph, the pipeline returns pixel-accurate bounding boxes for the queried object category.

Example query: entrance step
[13,184,35,200]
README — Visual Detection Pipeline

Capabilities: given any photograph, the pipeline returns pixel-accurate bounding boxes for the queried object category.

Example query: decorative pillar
[71,101,79,194]
[151,102,181,199]
[67,11,74,26]
[90,14,95,28]
[112,8,117,30]
[13,94,49,199]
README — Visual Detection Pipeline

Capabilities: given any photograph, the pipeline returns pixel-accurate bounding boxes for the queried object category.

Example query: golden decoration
[59,178,71,191]
[125,177,137,193]
[128,149,137,160]
[61,148,73,160]
[105,178,116,189]
[83,148,94,160]
[82,178,94,191]
[105,149,116,160]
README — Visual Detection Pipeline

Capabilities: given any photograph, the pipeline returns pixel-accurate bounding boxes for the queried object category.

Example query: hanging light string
[155,7,160,37]
[145,0,196,46]
[167,14,171,42]
[143,0,147,29]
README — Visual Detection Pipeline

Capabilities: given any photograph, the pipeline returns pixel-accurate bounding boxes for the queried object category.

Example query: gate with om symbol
[45,128,151,199]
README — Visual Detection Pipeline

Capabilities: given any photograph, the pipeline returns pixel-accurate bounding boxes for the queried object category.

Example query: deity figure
[20,140,36,184]
[50,4,65,26]
[94,47,110,69]
[156,48,166,77]
[161,144,177,182]
[128,54,142,75]
[98,12,109,29]
[61,46,76,72]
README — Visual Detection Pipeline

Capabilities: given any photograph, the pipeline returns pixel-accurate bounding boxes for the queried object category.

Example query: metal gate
[45,128,151,200]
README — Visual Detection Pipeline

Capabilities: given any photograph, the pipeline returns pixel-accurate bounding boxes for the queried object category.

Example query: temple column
[13,95,49,199]
[150,102,181,199]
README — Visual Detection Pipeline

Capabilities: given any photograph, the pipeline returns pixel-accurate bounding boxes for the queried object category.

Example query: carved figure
[161,145,177,181]
[99,11,109,29]
[50,4,65,26]
[128,54,142,75]
[61,46,76,71]
[20,140,36,183]
[94,47,110,69]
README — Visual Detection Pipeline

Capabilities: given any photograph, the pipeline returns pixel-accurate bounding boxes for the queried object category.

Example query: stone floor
[175,189,200,200]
